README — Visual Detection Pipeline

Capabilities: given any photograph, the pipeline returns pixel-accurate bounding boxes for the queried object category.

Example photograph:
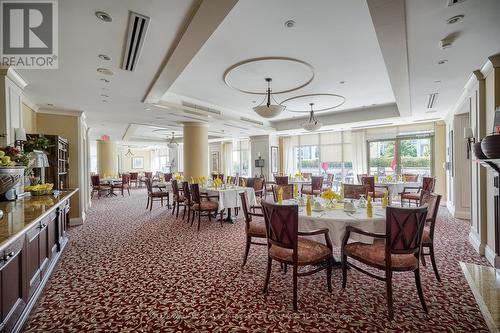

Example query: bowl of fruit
[24,183,54,196]
[0,150,25,196]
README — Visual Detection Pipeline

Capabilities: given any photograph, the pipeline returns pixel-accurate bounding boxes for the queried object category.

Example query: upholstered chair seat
[247,220,266,237]
[269,239,331,265]
[401,192,420,201]
[344,240,419,271]
[192,201,219,211]
[368,190,386,198]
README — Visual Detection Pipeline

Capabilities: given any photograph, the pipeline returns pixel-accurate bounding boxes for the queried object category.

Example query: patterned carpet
[24,188,490,332]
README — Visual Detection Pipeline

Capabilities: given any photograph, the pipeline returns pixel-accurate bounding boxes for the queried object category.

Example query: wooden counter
[0,189,78,333]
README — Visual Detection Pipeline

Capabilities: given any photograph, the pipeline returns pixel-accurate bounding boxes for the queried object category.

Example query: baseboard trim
[468,230,485,255]
[454,210,471,220]
[485,245,500,269]
[69,215,85,226]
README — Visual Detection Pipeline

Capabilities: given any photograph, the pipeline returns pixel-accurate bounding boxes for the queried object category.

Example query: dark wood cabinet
[0,191,76,333]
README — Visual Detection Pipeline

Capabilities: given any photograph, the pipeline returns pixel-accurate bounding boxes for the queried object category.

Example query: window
[232,140,250,177]
[368,136,433,177]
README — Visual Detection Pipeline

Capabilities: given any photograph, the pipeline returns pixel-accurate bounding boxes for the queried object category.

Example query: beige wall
[121,148,152,173]
[36,113,81,219]
[22,103,37,133]
[433,122,446,201]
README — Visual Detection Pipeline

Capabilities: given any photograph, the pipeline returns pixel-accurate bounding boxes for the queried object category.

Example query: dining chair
[419,190,442,281]
[190,183,222,231]
[275,176,289,185]
[182,181,193,222]
[357,173,368,184]
[129,172,139,187]
[239,192,266,267]
[322,173,335,191]
[361,176,387,201]
[301,176,323,197]
[90,175,111,199]
[113,173,131,196]
[212,173,224,182]
[341,205,428,319]
[272,184,294,202]
[145,178,169,211]
[164,173,173,182]
[171,180,185,218]
[252,177,265,200]
[343,184,368,200]
[261,200,333,311]
[239,177,247,187]
[301,172,312,180]
[400,177,436,206]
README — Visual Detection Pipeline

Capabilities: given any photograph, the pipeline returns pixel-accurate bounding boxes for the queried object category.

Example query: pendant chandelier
[125,146,134,157]
[302,103,322,132]
[252,78,285,118]
[167,132,179,149]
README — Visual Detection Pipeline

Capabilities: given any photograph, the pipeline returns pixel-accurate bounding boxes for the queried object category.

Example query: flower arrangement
[213,177,223,188]
[385,175,393,182]
[23,135,54,153]
[174,173,183,181]
[321,189,340,207]
[0,146,31,171]
[294,171,302,179]
[24,183,53,196]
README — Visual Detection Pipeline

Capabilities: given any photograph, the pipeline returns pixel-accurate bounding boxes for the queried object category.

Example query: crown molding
[37,108,84,117]
[0,68,28,90]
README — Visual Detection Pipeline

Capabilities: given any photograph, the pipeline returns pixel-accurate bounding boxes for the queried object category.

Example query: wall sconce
[464,127,474,159]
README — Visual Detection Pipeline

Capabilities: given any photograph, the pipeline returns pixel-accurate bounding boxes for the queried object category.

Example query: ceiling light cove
[223,57,314,95]
[281,93,346,113]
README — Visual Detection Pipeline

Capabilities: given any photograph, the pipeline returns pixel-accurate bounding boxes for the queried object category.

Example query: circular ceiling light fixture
[447,14,464,24]
[223,57,314,95]
[97,68,114,75]
[437,59,448,65]
[95,11,112,22]
[98,54,111,61]
[252,78,285,118]
[167,132,179,148]
[281,93,345,113]
[284,20,295,28]
[302,103,322,132]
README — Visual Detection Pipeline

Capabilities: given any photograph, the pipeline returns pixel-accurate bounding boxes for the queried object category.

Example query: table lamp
[30,150,50,183]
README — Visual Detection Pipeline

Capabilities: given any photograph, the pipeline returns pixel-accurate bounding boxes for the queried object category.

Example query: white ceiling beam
[367,0,411,117]
[143,0,238,104]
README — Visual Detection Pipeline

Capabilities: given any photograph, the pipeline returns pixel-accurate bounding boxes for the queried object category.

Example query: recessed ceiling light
[433,80,441,83]
[98,54,111,61]
[95,11,112,22]
[97,68,114,75]
[284,20,295,28]
[339,81,346,84]
[100,78,110,83]
[437,59,448,65]
[447,14,464,24]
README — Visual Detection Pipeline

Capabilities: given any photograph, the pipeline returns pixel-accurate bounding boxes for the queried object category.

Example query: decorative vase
[0,166,25,219]
[472,141,487,159]
[481,134,500,159]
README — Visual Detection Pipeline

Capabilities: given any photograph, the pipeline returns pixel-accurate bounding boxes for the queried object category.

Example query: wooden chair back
[129,172,138,181]
[145,178,153,195]
[164,173,173,182]
[190,183,201,205]
[311,176,324,191]
[121,173,130,185]
[419,190,441,240]
[357,174,368,183]
[144,172,153,179]
[171,180,181,200]
[182,181,191,205]
[91,175,100,187]
[361,176,375,193]
[343,184,368,199]
[261,200,299,254]
[326,173,334,183]
[240,192,263,232]
[272,184,294,202]
[385,206,427,259]
[275,176,289,185]
[253,178,265,192]
[212,174,224,182]
[403,173,419,182]
[422,177,436,192]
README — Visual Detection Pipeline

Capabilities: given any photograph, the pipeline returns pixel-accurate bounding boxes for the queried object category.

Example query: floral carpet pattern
[24,189,490,332]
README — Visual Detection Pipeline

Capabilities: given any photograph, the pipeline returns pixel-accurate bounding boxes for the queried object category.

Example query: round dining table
[281,199,386,248]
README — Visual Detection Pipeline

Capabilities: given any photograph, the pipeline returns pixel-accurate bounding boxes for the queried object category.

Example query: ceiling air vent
[447,0,466,6]
[240,117,264,126]
[181,102,222,116]
[427,93,439,109]
[121,11,150,71]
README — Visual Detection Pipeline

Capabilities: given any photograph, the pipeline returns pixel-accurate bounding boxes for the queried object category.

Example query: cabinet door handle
[2,252,14,261]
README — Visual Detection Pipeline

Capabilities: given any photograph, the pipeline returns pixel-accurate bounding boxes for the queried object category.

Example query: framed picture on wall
[271,146,278,173]
[132,157,144,169]
[211,152,220,173]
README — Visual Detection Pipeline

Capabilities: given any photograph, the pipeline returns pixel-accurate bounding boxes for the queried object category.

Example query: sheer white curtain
[351,130,367,177]
[223,142,233,176]
[283,137,295,175]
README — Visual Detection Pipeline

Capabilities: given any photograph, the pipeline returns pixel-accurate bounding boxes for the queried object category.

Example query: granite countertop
[0,189,78,251]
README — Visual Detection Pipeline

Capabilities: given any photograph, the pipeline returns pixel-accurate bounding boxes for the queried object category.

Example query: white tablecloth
[378,182,419,203]
[202,186,257,212]
[155,182,172,192]
[297,205,386,247]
